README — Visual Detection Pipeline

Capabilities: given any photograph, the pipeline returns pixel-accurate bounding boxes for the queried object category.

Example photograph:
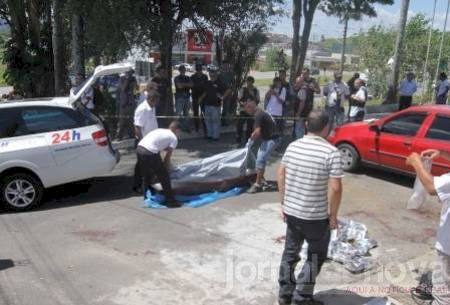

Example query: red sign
[187,29,213,52]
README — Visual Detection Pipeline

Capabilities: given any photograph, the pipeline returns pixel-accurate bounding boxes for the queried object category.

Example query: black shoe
[294,299,323,305]
[278,297,292,305]
[164,201,183,208]
[132,186,142,194]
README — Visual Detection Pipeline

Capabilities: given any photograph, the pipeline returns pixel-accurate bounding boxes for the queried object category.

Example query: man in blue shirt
[398,72,418,110]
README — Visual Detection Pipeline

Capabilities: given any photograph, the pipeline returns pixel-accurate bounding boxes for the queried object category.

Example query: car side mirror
[369,124,380,135]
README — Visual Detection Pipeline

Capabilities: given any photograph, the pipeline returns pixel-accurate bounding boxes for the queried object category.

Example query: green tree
[320,0,394,73]
[291,0,394,80]
[0,0,55,97]
[355,14,450,99]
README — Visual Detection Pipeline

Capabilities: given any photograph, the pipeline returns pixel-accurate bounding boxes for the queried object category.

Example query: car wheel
[0,173,44,211]
[338,143,360,172]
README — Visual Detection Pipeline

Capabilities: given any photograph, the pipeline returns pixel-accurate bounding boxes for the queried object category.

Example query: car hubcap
[340,148,354,170]
[4,179,36,208]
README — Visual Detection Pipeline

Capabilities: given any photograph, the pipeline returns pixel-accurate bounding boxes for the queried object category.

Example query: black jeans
[236,111,254,145]
[133,139,141,189]
[192,95,206,134]
[399,96,412,110]
[278,215,330,304]
[136,146,175,203]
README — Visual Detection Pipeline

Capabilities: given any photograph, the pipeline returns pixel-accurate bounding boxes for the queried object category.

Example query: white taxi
[0,63,132,211]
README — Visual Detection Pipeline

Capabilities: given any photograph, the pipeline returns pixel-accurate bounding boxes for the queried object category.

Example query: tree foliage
[355,14,450,98]
[290,0,394,79]
[0,0,55,97]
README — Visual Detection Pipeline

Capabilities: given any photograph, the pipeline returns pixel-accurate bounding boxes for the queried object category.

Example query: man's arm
[296,100,305,117]
[277,164,286,204]
[328,177,343,229]
[277,164,286,222]
[250,127,261,140]
[163,148,174,169]
[421,149,450,162]
[406,152,437,195]
[134,126,142,140]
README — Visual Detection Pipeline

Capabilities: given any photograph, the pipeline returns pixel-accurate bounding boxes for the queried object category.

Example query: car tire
[0,173,44,211]
[338,143,360,172]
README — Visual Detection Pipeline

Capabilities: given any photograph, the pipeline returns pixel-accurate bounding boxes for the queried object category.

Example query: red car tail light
[92,129,108,146]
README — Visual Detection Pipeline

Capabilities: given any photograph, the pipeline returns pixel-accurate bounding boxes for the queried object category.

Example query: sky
[272,0,450,39]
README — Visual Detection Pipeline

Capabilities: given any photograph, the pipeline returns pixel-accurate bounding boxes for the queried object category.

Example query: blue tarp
[143,187,245,209]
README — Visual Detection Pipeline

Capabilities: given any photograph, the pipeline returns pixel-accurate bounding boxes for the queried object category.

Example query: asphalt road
[0,135,442,305]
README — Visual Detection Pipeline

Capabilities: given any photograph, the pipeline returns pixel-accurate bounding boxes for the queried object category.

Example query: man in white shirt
[348,78,367,122]
[406,150,450,305]
[436,72,450,105]
[323,72,350,128]
[137,122,182,208]
[265,77,287,134]
[132,90,159,193]
[398,72,418,110]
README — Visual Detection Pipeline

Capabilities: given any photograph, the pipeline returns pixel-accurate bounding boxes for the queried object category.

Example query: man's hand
[421,149,440,160]
[329,215,338,230]
[280,206,286,223]
[406,152,422,167]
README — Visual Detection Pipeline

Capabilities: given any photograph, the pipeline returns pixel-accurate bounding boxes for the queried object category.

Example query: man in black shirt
[244,100,279,194]
[174,65,193,132]
[200,70,225,140]
[293,68,320,139]
[236,76,260,147]
[152,65,172,127]
[190,64,208,134]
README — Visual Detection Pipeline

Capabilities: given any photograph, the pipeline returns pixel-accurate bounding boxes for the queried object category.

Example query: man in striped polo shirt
[277,110,343,305]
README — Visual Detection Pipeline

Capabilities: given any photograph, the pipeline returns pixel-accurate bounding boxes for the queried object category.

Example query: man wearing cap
[398,72,418,110]
[323,72,350,128]
[174,65,193,132]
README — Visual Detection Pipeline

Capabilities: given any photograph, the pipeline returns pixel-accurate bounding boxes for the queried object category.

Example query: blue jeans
[256,138,279,170]
[175,94,191,130]
[204,105,221,139]
[325,105,344,129]
[278,215,330,303]
[293,118,306,139]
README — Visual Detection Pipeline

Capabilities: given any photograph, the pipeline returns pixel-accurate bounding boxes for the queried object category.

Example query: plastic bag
[407,158,432,210]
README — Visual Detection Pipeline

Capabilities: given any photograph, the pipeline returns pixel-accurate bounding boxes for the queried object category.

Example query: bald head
[307,110,330,136]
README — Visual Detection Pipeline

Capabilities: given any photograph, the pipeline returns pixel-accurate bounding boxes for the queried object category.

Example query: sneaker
[164,201,183,208]
[247,184,262,194]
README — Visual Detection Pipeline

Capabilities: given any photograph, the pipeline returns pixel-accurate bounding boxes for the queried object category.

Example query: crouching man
[244,99,279,194]
[407,150,450,305]
[137,121,182,208]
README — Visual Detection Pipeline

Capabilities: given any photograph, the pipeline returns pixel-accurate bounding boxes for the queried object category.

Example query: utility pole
[340,17,349,74]
[421,0,437,104]
[389,0,409,104]
[433,0,450,102]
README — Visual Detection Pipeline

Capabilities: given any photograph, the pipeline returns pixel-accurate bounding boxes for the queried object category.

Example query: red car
[328,105,450,176]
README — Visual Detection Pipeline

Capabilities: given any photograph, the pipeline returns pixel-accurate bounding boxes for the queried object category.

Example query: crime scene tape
[99,114,304,121]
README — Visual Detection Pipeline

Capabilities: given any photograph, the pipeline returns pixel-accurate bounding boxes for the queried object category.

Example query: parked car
[0,63,133,211]
[328,105,450,176]
[173,63,193,72]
